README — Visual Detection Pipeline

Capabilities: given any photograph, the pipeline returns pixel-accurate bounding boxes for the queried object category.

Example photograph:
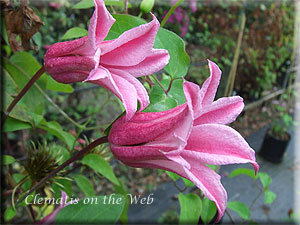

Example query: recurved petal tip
[89,0,115,48]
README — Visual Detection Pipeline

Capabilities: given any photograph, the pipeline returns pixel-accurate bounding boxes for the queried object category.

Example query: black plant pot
[258,132,291,163]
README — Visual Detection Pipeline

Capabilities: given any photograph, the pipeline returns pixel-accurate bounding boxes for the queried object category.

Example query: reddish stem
[1,66,45,126]
[166,79,174,93]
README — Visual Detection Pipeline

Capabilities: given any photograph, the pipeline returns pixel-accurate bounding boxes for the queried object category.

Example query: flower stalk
[161,0,184,28]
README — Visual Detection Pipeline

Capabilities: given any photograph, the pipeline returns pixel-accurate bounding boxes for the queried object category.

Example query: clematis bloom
[44,0,170,120]
[108,60,259,221]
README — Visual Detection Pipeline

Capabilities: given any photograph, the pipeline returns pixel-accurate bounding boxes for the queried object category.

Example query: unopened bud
[140,0,155,13]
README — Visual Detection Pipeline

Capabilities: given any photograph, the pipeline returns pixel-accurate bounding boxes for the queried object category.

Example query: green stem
[42,90,83,129]
[160,0,184,28]
[16,136,109,206]
[85,124,110,131]
[72,95,111,150]
[152,75,168,96]
[138,11,143,18]
[1,66,45,126]
[12,176,29,210]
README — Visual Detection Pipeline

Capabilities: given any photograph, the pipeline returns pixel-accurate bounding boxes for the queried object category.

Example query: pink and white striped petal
[100,14,160,66]
[199,60,222,106]
[105,49,170,77]
[109,69,149,112]
[194,96,244,125]
[88,0,115,49]
[184,124,259,173]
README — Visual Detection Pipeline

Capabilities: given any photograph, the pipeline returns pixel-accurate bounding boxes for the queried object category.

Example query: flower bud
[140,0,155,13]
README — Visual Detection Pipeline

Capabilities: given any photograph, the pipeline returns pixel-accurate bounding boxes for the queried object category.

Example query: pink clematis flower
[108,60,259,221]
[44,0,170,120]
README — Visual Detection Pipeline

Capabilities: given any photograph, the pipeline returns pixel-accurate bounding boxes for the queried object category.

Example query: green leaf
[4,206,16,221]
[229,168,257,180]
[52,145,71,165]
[13,174,31,190]
[74,175,95,197]
[155,28,190,78]
[3,54,46,118]
[73,0,131,9]
[82,154,119,185]
[144,85,177,112]
[227,201,250,220]
[2,155,15,165]
[182,177,194,187]
[9,52,47,89]
[114,181,129,224]
[144,77,185,112]
[55,195,125,224]
[1,17,9,44]
[258,172,272,188]
[165,171,180,182]
[61,27,88,40]
[206,164,217,170]
[179,193,202,224]
[32,32,42,50]
[38,120,76,150]
[161,77,186,104]
[106,14,190,78]
[53,179,73,198]
[264,190,277,204]
[73,0,94,9]
[46,76,74,93]
[200,197,217,224]
[106,14,145,40]
[105,0,132,8]
[3,91,33,126]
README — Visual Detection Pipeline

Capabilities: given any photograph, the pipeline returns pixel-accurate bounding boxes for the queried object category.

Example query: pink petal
[86,67,137,120]
[110,144,169,163]
[100,14,160,66]
[182,164,227,222]
[183,81,202,118]
[109,69,150,112]
[108,104,187,146]
[122,158,226,222]
[44,37,92,61]
[45,56,95,76]
[88,0,115,49]
[184,124,259,173]
[199,60,222,106]
[111,74,138,120]
[145,107,193,152]
[49,71,89,84]
[194,96,244,125]
[104,49,170,77]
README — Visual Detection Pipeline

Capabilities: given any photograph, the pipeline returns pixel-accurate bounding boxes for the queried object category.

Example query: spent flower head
[24,142,63,185]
